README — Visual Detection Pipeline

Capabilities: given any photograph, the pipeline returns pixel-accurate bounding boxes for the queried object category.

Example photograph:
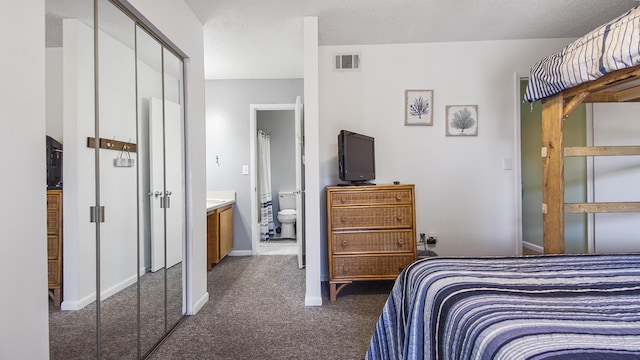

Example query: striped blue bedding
[366,254,640,360]
[524,5,640,102]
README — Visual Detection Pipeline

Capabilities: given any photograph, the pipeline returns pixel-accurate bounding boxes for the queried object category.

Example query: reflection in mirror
[136,24,166,357]
[46,1,186,358]
[46,0,98,358]
[162,48,186,331]
[96,0,138,358]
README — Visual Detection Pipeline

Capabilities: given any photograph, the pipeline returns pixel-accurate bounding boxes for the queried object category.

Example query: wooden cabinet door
[206,212,219,270]
[219,206,233,259]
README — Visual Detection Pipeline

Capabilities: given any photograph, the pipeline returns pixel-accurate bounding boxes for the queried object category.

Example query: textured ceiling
[185,0,639,79]
[46,0,640,80]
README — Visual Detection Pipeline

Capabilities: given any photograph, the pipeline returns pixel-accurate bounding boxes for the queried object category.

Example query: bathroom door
[295,96,305,268]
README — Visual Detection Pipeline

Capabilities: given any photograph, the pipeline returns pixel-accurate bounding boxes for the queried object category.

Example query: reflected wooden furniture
[207,204,233,270]
[326,184,417,301]
[47,189,63,307]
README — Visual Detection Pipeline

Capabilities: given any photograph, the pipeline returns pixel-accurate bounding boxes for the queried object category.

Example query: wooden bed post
[541,95,565,254]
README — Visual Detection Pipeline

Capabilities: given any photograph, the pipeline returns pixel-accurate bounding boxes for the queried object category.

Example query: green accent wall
[520,80,587,253]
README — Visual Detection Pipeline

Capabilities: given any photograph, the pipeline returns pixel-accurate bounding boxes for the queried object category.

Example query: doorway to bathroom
[249,98,305,268]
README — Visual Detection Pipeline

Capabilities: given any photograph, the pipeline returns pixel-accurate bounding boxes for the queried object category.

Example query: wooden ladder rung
[565,146,640,157]
[565,202,640,213]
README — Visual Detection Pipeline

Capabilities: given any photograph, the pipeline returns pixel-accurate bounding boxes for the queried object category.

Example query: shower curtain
[258,130,275,241]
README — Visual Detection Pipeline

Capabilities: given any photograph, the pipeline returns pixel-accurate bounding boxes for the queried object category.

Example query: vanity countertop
[206,191,236,213]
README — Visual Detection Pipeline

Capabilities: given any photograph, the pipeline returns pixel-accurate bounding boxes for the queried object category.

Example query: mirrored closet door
[46,0,187,358]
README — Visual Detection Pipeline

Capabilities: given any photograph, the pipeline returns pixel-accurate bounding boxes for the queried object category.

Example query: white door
[149,97,183,272]
[163,99,184,269]
[295,96,305,268]
[150,97,164,272]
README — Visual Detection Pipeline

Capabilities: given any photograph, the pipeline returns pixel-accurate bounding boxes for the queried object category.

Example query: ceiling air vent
[334,53,361,71]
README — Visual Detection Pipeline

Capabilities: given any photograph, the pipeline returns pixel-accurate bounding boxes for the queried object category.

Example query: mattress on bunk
[524,5,640,102]
[366,254,640,360]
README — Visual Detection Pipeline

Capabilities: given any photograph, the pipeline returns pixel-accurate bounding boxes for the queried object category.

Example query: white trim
[249,103,297,257]
[60,272,138,311]
[190,292,209,315]
[304,295,323,306]
[585,104,595,253]
[228,250,253,257]
[522,241,544,254]
[513,72,528,256]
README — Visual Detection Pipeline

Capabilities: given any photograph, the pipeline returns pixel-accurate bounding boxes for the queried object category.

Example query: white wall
[318,38,573,272]
[303,16,322,306]
[205,79,303,251]
[46,48,63,142]
[0,1,50,358]
[593,103,640,253]
[60,19,139,309]
[61,18,97,309]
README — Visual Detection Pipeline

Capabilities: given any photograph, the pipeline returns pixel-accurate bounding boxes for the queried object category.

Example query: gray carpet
[148,255,393,360]
[49,264,184,359]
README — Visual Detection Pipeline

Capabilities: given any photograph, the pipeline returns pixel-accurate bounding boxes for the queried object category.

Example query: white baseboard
[59,273,138,311]
[305,295,322,306]
[228,250,253,257]
[189,292,209,315]
[61,292,95,311]
[522,241,544,254]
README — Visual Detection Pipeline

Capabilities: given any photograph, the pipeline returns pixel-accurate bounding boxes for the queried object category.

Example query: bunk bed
[524,4,640,254]
[365,6,640,360]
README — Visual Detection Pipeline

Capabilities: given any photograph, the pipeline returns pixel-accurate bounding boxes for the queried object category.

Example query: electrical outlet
[426,232,437,245]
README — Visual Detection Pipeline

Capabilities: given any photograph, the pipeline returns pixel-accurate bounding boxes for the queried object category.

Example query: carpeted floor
[148,255,393,360]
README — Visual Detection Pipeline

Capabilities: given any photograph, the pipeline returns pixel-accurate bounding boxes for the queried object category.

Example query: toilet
[277,191,297,239]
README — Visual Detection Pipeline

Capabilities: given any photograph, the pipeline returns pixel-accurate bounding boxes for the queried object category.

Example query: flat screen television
[338,130,375,184]
[46,136,63,189]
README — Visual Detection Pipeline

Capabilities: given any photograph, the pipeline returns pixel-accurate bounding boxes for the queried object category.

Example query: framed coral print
[445,105,478,136]
[405,89,433,126]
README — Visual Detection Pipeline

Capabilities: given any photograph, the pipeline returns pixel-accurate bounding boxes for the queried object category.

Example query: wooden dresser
[47,189,63,307]
[326,184,417,301]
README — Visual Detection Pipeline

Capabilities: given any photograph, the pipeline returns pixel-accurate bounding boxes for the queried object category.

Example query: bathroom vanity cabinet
[207,204,233,270]
[326,184,417,301]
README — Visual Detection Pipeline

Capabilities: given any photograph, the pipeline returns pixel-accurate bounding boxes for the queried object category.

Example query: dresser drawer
[48,260,61,286]
[48,235,60,259]
[331,205,413,230]
[330,189,412,206]
[47,193,61,209]
[332,255,414,279]
[332,230,413,254]
[47,210,60,234]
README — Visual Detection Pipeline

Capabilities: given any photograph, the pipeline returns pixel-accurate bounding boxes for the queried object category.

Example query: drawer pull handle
[342,240,348,247]
[340,196,346,203]
[341,216,347,222]
[397,239,403,245]
[396,194,402,200]
[396,214,403,221]
[342,265,348,273]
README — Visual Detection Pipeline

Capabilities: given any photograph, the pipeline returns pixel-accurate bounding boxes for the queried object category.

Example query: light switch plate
[242,165,249,175]
[503,157,512,170]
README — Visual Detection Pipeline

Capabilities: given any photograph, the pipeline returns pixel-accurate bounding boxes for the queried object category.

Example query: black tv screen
[46,136,63,189]
[338,130,375,183]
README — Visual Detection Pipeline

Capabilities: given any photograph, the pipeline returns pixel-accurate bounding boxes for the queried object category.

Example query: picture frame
[445,105,478,136]
[405,89,433,126]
